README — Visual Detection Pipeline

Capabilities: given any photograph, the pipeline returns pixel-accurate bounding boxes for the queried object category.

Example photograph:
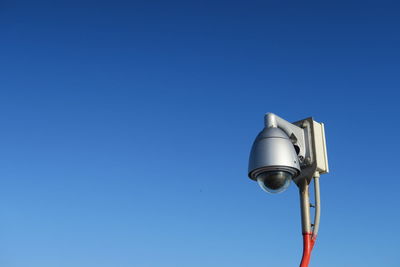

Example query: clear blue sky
[0,1,399,267]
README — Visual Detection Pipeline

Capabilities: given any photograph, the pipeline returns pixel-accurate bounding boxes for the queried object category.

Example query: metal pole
[299,180,311,234]
[299,179,312,267]
[299,172,321,267]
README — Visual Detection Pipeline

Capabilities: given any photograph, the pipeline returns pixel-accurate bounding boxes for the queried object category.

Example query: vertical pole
[299,180,313,267]
[298,173,321,267]
[299,180,311,234]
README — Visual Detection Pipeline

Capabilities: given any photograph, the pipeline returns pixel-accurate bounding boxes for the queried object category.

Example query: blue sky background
[0,1,399,266]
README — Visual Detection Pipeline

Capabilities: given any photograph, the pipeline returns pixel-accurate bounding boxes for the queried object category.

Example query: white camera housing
[248,113,329,192]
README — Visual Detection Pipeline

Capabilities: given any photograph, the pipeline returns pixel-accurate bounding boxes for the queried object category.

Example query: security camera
[248,113,328,193]
[248,126,300,193]
[246,112,329,267]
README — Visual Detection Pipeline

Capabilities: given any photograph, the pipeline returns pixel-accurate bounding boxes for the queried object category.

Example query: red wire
[299,233,316,267]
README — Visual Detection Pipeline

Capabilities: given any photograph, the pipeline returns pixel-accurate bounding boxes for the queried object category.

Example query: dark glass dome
[256,171,292,193]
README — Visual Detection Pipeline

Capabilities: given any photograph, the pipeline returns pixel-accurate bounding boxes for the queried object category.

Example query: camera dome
[256,171,292,193]
[248,127,300,183]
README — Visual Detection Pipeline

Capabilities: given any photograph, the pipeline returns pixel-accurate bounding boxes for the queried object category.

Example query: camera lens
[256,171,292,193]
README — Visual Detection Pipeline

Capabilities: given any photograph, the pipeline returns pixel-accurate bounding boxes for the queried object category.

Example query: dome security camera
[248,126,300,193]
[246,112,329,267]
[248,113,328,193]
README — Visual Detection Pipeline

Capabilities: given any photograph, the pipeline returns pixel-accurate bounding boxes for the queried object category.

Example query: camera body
[248,113,329,193]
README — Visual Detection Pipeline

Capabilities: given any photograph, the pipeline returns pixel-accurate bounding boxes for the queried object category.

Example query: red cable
[299,233,316,267]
